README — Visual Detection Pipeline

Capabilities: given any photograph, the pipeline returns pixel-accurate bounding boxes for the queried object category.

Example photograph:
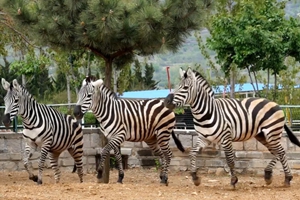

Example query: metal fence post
[13,116,18,132]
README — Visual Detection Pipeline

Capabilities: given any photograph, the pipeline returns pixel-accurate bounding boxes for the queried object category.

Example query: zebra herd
[1,67,300,188]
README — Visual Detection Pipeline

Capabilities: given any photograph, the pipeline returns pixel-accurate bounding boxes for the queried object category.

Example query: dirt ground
[0,168,299,200]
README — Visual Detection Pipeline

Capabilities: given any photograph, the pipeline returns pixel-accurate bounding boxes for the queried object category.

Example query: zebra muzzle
[73,105,84,120]
[164,93,176,110]
[2,113,12,128]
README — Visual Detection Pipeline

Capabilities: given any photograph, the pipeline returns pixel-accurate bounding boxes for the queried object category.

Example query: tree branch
[111,47,134,59]
[86,46,108,62]
[0,20,37,48]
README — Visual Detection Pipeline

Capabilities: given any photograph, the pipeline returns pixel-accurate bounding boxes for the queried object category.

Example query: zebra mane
[192,70,215,97]
[83,76,118,100]
[99,84,119,100]
[18,85,35,101]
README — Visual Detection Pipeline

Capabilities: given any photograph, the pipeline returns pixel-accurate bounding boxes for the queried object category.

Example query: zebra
[73,76,185,185]
[1,78,84,185]
[164,68,300,188]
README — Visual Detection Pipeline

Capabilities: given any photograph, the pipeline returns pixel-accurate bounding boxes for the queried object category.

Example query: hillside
[150,1,300,89]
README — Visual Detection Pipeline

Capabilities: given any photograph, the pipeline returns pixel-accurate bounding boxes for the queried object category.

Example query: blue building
[120,83,266,99]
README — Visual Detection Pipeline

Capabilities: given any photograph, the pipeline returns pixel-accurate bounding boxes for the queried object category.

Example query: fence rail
[0,104,300,132]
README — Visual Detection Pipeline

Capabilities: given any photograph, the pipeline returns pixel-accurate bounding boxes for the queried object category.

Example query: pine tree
[2,0,203,89]
[144,63,158,90]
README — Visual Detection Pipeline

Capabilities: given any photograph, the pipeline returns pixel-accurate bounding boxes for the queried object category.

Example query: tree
[206,0,300,98]
[2,0,203,89]
[124,59,159,91]
[144,63,159,90]
[9,47,54,101]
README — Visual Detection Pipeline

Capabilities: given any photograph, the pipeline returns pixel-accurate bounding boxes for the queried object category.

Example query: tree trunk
[273,73,277,101]
[253,70,259,97]
[230,67,235,98]
[87,51,91,77]
[104,60,113,88]
[247,66,258,96]
[267,68,270,95]
[100,59,114,184]
[66,74,71,107]
[113,66,117,93]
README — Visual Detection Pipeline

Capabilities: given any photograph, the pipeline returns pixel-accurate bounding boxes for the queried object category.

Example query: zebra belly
[23,127,44,148]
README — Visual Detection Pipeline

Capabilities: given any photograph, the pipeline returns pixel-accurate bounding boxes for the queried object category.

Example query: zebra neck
[91,93,118,123]
[19,97,39,127]
[190,87,217,122]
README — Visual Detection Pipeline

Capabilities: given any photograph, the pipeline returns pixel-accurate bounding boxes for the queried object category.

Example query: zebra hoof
[231,176,238,188]
[97,169,103,180]
[30,175,38,182]
[160,176,168,186]
[37,179,43,185]
[117,173,124,184]
[284,176,293,187]
[190,172,201,186]
[264,170,273,185]
[193,177,201,186]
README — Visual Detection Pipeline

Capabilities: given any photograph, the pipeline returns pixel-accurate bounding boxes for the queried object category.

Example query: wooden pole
[100,132,110,183]
[95,129,110,183]
[166,66,171,92]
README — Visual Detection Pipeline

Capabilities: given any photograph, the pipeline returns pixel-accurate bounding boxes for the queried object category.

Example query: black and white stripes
[165,68,300,187]
[1,78,84,185]
[73,77,184,185]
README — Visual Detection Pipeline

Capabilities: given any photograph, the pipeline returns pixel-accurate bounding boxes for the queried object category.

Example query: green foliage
[173,107,185,115]
[144,63,159,90]
[3,0,203,88]
[9,48,54,101]
[0,58,18,105]
[84,112,98,125]
[121,59,159,92]
[207,0,289,75]
[154,158,161,171]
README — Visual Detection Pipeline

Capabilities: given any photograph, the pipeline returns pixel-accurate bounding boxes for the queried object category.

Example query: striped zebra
[73,77,185,185]
[164,68,300,188]
[1,78,84,185]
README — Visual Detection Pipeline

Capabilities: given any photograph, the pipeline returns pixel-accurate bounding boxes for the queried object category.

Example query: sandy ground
[0,168,299,200]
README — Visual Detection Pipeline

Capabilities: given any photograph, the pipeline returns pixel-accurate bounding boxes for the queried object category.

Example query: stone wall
[0,128,300,176]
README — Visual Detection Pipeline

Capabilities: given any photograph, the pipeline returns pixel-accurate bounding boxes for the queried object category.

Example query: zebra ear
[92,79,103,87]
[1,78,10,91]
[82,78,88,86]
[186,68,196,80]
[12,79,21,92]
[179,68,186,78]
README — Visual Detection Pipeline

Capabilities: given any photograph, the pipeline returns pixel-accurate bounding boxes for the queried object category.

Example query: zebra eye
[14,99,19,103]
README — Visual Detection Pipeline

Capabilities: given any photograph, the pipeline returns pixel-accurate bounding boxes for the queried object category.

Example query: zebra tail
[284,124,300,147]
[172,131,185,152]
[72,164,77,173]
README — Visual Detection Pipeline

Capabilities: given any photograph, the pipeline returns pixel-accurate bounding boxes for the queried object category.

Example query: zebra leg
[157,134,173,186]
[97,139,122,182]
[23,143,38,182]
[255,132,292,186]
[145,140,167,185]
[68,146,84,183]
[48,152,61,183]
[112,146,124,183]
[255,133,277,185]
[270,144,293,186]
[221,136,238,188]
[160,144,172,186]
[189,136,211,186]
[36,144,51,185]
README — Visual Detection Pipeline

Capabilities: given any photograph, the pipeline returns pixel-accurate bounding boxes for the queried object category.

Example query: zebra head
[164,68,197,109]
[73,76,103,120]
[1,78,21,127]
